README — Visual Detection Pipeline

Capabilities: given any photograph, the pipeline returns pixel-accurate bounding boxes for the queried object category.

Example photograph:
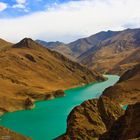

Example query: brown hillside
[78,28,140,75]
[56,97,124,140]
[102,63,140,105]
[100,102,140,140]
[109,48,140,74]
[56,98,140,140]
[36,40,74,59]
[0,38,104,115]
[0,38,12,50]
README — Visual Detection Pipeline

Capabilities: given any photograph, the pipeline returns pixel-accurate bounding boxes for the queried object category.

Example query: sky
[0,0,140,43]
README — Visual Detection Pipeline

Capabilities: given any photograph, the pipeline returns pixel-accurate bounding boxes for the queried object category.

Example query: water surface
[0,75,119,140]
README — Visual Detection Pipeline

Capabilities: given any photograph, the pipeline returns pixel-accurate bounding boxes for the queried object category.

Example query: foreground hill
[57,64,140,140]
[56,97,124,140]
[78,28,140,75]
[0,38,104,115]
[102,63,140,105]
[100,102,140,140]
[57,97,140,140]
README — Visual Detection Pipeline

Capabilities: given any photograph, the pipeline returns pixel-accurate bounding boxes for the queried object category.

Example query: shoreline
[0,78,104,117]
[0,75,118,140]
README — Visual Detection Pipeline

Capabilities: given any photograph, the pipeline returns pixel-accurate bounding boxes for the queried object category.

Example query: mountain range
[37,28,140,75]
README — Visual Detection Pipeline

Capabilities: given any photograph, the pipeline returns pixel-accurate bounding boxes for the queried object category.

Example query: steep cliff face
[0,126,32,140]
[100,103,140,140]
[0,38,104,114]
[56,97,124,140]
[102,63,140,105]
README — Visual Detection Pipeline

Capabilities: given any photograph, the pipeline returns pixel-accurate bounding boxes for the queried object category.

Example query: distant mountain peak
[13,38,41,49]
[36,39,65,49]
[17,37,35,45]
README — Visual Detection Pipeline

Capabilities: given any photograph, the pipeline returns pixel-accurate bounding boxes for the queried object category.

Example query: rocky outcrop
[56,97,140,140]
[0,126,32,140]
[53,90,65,98]
[100,102,140,140]
[56,97,124,140]
[0,108,8,116]
[102,63,140,105]
[24,98,34,109]
[45,90,65,100]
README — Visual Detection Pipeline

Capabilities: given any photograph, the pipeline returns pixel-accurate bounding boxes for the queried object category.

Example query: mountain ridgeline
[37,28,140,75]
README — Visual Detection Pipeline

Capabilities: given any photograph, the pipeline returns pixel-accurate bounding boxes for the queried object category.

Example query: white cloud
[13,0,27,9]
[16,0,26,4]
[123,18,140,29]
[13,4,25,9]
[0,2,7,12]
[0,0,140,43]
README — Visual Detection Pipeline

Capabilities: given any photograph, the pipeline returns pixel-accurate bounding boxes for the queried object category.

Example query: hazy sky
[0,0,140,43]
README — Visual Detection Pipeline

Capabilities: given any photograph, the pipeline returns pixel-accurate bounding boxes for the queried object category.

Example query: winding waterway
[0,75,119,140]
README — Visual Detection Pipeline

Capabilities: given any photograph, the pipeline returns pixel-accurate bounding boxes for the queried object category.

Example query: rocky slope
[37,28,140,75]
[57,63,140,140]
[56,98,140,140]
[108,48,140,74]
[36,40,65,49]
[0,126,32,140]
[100,102,140,140]
[36,40,73,59]
[0,38,104,115]
[78,28,140,75]
[102,63,140,105]
[56,97,124,140]
[67,30,120,58]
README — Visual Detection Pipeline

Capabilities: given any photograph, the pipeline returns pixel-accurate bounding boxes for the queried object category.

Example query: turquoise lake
[0,75,119,140]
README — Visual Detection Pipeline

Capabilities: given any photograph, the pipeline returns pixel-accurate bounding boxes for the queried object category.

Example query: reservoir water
[0,75,119,140]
